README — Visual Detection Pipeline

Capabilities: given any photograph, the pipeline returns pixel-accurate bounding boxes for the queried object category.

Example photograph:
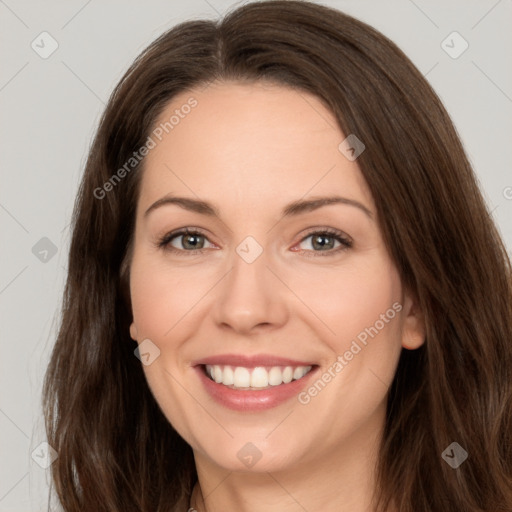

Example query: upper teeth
[205,365,312,389]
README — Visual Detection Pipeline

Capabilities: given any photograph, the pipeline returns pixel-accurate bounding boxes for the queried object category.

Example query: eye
[156,227,352,257]
[156,228,215,254]
[293,228,352,257]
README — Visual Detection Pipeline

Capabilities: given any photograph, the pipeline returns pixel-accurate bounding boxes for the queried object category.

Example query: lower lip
[195,365,318,412]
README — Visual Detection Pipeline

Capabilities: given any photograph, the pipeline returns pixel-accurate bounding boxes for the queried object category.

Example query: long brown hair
[43,1,512,510]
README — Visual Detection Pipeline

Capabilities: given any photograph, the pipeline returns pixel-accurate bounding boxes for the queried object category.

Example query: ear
[400,292,425,350]
[130,322,138,341]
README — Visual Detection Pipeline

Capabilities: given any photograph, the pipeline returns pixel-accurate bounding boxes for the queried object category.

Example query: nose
[211,245,289,335]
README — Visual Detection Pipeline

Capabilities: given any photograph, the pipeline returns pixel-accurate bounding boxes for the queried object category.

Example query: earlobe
[401,294,426,350]
[129,322,138,341]
[402,332,425,350]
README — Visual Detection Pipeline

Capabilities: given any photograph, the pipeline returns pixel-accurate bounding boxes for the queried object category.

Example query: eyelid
[298,226,352,244]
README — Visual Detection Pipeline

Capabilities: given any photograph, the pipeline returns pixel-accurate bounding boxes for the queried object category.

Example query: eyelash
[156,227,353,257]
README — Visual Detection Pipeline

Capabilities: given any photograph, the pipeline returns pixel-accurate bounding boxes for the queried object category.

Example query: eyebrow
[144,194,373,220]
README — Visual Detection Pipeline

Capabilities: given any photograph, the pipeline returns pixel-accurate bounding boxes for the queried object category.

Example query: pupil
[314,235,333,250]
[184,235,203,249]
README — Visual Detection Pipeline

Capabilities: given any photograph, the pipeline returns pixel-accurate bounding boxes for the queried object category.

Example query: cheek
[287,255,402,350]
[289,258,403,429]
[129,255,209,341]
[128,255,208,435]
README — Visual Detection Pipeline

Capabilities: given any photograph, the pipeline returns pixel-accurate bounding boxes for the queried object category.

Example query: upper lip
[192,354,315,368]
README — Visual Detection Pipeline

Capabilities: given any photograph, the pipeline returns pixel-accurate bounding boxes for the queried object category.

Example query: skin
[128,81,425,512]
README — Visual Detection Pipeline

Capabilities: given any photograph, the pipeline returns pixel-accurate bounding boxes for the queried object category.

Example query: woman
[43,1,512,511]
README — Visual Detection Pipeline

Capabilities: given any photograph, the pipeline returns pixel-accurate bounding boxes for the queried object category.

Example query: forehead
[138,81,373,216]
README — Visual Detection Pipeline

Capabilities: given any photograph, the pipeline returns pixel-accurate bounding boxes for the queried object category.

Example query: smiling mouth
[203,364,314,390]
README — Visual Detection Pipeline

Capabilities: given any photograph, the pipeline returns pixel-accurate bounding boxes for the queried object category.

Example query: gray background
[1,0,511,510]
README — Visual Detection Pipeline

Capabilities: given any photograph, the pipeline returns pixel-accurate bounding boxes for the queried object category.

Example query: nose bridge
[212,235,287,332]
[230,239,268,294]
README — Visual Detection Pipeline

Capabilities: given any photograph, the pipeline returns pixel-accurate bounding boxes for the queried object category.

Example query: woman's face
[129,81,424,474]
